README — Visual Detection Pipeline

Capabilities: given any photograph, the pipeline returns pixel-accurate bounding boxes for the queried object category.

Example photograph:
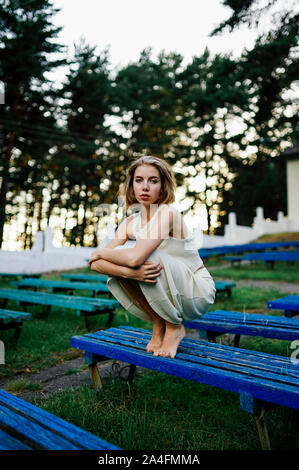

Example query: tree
[51,40,121,246]
[114,49,187,165]
[0,0,65,247]
[211,0,299,229]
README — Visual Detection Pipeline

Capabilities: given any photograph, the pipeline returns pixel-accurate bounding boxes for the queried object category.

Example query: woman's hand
[128,261,163,283]
[89,249,103,266]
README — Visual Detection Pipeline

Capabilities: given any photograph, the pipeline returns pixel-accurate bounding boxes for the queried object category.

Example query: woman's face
[133,164,162,206]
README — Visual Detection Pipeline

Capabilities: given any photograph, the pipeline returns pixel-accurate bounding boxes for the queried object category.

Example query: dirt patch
[236,280,299,294]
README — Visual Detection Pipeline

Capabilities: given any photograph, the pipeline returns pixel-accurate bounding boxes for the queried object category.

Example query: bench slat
[268,295,299,312]
[184,310,299,341]
[0,289,118,312]
[61,274,108,282]
[13,279,110,294]
[0,309,31,325]
[0,389,119,450]
[0,429,32,450]
[114,325,296,366]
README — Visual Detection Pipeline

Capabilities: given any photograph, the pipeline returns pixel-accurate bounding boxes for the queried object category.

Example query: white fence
[1,207,298,274]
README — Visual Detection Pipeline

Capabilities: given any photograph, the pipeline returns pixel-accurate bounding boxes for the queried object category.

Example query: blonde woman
[89,156,216,358]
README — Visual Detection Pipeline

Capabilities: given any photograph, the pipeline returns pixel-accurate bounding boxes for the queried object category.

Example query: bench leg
[240,394,272,450]
[84,314,91,331]
[89,363,103,392]
[234,334,241,348]
[254,405,271,450]
[14,325,22,340]
[43,305,51,317]
[85,352,107,393]
[207,331,217,343]
[127,364,136,385]
[105,311,114,328]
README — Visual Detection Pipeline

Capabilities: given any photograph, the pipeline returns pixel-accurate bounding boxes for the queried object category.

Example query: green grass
[209,261,299,282]
[32,371,293,450]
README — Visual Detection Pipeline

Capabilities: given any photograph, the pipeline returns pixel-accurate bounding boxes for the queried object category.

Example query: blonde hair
[119,156,176,209]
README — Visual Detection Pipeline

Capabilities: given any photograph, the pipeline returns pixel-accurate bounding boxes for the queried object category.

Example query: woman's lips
[140,194,150,199]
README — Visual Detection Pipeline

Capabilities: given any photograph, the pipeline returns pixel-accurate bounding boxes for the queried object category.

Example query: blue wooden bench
[70,325,299,450]
[268,295,299,318]
[214,281,236,297]
[12,278,112,298]
[225,252,299,269]
[0,288,119,330]
[61,273,108,283]
[0,388,120,450]
[0,309,31,339]
[0,273,41,280]
[224,256,245,267]
[200,242,299,259]
[184,310,299,346]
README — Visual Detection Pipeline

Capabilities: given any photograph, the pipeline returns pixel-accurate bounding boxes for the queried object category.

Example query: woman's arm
[90,257,132,278]
[92,205,173,268]
[90,257,163,284]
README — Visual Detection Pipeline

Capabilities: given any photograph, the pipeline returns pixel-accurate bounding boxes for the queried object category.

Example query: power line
[0,117,121,145]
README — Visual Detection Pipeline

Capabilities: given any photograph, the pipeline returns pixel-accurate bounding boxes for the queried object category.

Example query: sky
[51,0,260,78]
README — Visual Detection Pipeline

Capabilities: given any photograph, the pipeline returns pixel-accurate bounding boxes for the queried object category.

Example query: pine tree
[0,0,65,247]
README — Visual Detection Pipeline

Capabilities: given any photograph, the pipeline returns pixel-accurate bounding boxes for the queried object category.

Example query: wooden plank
[0,389,120,450]
[13,279,110,294]
[0,309,31,324]
[184,310,299,341]
[118,326,297,370]
[0,429,32,450]
[0,273,41,279]
[0,289,119,312]
[268,296,299,313]
[61,274,108,283]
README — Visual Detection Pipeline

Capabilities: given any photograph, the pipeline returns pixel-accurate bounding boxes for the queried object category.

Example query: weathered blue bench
[12,278,112,298]
[70,325,299,450]
[200,242,299,259]
[0,288,119,330]
[0,388,120,450]
[268,295,299,318]
[225,252,299,269]
[184,310,299,347]
[214,281,236,297]
[0,308,32,339]
[61,273,108,283]
[224,256,244,267]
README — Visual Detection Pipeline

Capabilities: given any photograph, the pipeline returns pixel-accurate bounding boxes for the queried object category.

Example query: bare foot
[146,319,166,353]
[154,322,185,358]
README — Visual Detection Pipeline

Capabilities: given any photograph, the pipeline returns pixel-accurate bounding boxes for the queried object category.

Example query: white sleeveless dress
[106,206,216,324]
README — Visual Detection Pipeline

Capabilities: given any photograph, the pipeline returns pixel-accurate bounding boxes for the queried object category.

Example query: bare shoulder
[168,206,189,239]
